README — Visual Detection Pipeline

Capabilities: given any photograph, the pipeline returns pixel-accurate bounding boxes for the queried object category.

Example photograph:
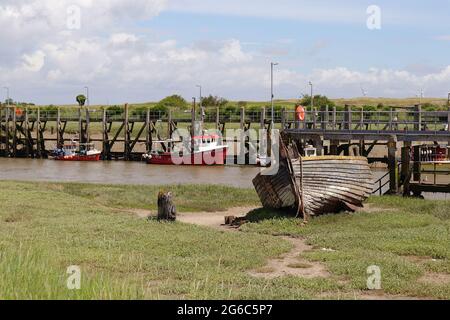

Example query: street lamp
[3,87,9,106]
[308,81,313,110]
[270,62,279,124]
[84,86,90,107]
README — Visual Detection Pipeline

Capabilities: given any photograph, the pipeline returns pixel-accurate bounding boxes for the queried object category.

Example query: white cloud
[1,0,450,104]
[22,50,46,72]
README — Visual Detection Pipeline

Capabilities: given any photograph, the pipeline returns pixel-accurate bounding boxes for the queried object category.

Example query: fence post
[414,105,422,131]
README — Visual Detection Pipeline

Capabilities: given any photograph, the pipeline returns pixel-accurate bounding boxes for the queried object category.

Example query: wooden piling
[12,106,17,157]
[388,136,398,194]
[124,103,130,160]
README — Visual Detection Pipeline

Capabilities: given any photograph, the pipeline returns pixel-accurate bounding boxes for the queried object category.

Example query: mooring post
[12,106,17,157]
[5,107,10,156]
[146,109,152,154]
[57,107,61,147]
[24,108,30,157]
[401,141,412,194]
[413,145,421,182]
[388,136,399,194]
[36,107,41,158]
[102,108,108,159]
[124,103,130,160]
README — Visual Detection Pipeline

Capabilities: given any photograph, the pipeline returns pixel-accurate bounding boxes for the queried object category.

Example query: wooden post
[345,105,352,130]
[359,108,364,131]
[312,108,317,129]
[388,136,398,194]
[24,108,30,157]
[260,107,266,129]
[146,109,152,154]
[215,107,220,131]
[157,191,177,221]
[414,105,422,131]
[57,108,61,147]
[240,107,245,130]
[401,142,412,195]
[413,145,421,182]
[5,107,10,156]
[124,103,130,160]
[322,106,329,131]
[330,140,339,155]
[281,107,286,130]
[12,106,17,157]
[332,107,337,130]
[85,108,90,144]
[389,108,393,130]
[102,108,109,159]
[36,107,41,158]
[447,105,450,132]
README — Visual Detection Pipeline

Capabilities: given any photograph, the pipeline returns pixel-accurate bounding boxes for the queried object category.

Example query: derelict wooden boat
[252,144,373,217]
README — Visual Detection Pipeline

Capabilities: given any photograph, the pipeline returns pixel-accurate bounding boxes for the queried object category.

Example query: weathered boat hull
[253,154,373,216]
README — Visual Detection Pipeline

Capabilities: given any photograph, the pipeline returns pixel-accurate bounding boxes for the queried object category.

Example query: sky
[1,0,450,105]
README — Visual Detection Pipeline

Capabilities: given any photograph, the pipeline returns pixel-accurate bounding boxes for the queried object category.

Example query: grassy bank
[0,181,449,299]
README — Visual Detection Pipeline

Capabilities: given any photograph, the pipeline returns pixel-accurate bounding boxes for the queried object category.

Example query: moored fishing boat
[144,132,228,166]
[51,142,101,161]
[253,141,373,217]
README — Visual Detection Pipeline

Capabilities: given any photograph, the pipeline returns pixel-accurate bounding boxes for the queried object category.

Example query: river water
[0,158,449,200]
[0,158,261,188]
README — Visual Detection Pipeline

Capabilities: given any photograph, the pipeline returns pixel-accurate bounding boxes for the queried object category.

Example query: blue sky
[1,0,450,104]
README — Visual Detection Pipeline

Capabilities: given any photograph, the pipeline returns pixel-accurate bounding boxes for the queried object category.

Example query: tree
[201,95,228,107]
[299,95,335,110]
[76,95,87,107]
[156,95,188,110]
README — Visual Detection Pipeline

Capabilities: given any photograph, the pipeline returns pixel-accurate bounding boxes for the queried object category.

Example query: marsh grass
[242,196,450,299]
[1,181,449,299]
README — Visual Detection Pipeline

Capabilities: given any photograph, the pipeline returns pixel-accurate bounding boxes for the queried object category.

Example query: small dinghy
[253,141,373,217]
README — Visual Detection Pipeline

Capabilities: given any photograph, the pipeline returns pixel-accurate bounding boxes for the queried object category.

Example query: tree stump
[157,191,177,221]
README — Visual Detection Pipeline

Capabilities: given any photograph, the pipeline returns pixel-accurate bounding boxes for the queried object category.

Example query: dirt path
[248,236,330,279]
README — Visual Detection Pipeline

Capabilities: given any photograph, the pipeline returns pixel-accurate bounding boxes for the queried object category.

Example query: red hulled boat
[51,142,102,161]
[145,133,228,166]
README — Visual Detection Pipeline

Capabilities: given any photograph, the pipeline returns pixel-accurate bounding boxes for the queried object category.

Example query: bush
[156,95,188,110]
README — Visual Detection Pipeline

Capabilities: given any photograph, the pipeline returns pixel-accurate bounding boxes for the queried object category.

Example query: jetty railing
[282,109,450,133]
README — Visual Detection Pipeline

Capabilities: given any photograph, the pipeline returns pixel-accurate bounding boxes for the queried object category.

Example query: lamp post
[270,62,278,124]
[196,85,203,121]
[309,81,313,110]
[84,86,90,107]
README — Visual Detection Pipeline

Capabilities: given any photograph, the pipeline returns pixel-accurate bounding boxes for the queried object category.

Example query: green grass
[0,181,449,299]
[242,196,450,299]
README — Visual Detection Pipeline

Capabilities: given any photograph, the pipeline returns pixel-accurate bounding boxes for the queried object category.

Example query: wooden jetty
[1,102,450,196]
[0,103,272,162]
[253,140,373,216]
